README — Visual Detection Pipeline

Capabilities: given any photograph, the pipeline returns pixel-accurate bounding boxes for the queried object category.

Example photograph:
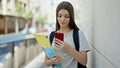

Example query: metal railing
[0,33,46,68]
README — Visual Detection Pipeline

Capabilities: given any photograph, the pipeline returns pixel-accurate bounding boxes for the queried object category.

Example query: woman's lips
[61,22,65,24]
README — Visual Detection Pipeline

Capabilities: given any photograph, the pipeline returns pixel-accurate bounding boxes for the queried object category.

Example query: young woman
[45,1,90,68]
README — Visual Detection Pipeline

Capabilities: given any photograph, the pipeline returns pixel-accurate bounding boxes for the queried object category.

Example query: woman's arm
[55,38,87,66]
[66,45,87,66]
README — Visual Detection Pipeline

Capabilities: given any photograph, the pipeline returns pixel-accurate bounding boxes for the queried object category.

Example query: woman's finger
[51,55,61,64]
[55,39,61,45]
[54,56,61,64]
[55,42,64,49]
[55,38,63,43]
[55,39,63,48]
[55,43,61,48]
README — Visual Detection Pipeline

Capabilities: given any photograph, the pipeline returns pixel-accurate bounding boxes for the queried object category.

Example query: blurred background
[0,0,120,68]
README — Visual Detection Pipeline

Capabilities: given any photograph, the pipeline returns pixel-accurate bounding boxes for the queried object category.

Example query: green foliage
[16,1,25,15]
[24,12,33,20]
[36,15,48,23]
[15,1,33,20]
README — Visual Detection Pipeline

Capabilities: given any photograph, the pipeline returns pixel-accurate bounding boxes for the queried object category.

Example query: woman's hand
[54,38,71,51]
[50,55,61,64]
[45,55,61,66]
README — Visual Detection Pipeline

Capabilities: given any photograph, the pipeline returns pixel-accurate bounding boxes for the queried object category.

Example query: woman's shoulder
[76,29,83,34]
[78,29,86,38]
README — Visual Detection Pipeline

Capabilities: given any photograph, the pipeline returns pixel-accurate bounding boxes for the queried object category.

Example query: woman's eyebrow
[57,13,69,16]
[57,13,62,15]
[65,14,69,15]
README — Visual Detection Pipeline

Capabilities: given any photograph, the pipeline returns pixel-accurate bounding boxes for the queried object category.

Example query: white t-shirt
[49,29,90,68]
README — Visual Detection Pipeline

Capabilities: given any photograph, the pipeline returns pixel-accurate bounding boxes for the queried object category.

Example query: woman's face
[57,9,70,29]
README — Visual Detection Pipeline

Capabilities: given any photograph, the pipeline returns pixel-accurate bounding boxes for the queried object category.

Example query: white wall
[93,0,120,68]
[78,0,120,68]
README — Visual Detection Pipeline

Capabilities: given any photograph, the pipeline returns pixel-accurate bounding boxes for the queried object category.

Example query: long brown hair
[56,1,79,30]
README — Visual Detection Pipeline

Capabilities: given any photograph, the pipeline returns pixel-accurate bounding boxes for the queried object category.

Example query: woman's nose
[61,17,65,21]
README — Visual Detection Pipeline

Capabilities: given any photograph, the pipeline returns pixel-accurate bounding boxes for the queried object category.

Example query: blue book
[43,47,63,68]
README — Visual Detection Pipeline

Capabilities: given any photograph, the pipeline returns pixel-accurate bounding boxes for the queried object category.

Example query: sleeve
[79,31,90,52]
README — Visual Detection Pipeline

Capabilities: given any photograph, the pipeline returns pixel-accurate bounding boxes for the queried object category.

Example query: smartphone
[55,32,64,41]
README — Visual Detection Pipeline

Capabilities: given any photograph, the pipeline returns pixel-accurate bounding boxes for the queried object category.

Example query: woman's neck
[59,27,71,33]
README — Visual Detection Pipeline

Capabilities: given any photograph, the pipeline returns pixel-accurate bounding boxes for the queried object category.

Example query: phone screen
[55,32,64,41]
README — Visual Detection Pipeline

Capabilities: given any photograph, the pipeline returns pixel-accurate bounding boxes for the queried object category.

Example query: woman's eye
[57,15,70,18]
[58,15,61,17]
[65,16,70,18]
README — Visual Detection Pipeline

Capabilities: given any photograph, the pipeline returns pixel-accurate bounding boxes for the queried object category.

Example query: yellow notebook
[34,34,52,47]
